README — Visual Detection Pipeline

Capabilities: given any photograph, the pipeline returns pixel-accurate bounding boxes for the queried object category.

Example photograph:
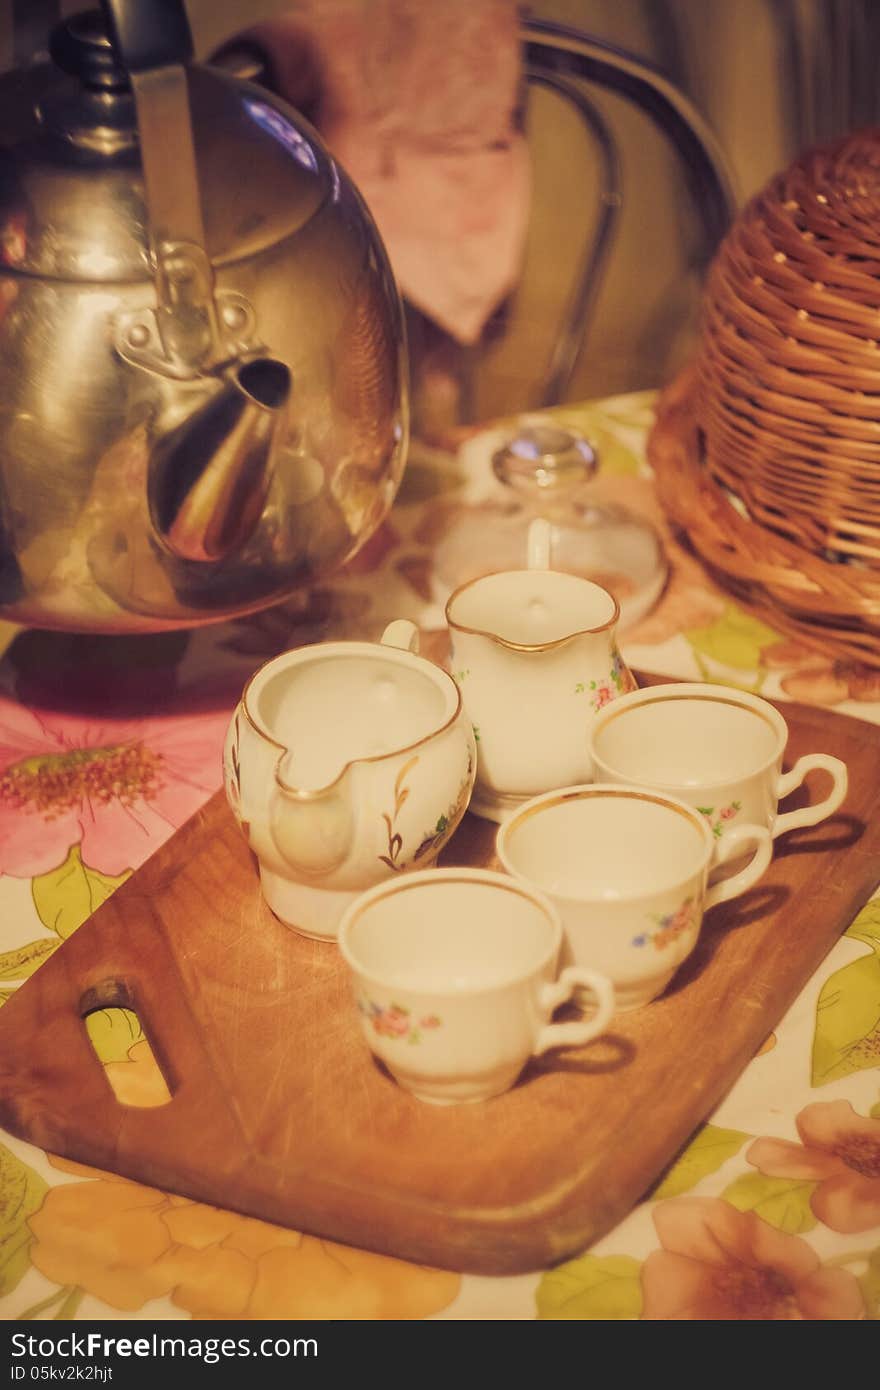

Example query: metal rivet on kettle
[222,303,248,331]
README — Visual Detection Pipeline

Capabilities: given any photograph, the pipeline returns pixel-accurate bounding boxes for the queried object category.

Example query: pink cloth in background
[242,0,531,345]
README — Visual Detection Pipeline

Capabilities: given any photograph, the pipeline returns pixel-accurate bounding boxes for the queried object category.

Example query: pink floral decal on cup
[632,897,697,951]
[359,998,443,1046]
[696,801,742,839]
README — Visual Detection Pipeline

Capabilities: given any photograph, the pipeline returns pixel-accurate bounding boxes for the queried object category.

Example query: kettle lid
[0,6,335,282]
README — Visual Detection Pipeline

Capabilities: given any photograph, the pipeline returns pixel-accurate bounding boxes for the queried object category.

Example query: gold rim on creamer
[444,570,620,651]
[338,868,561,993]
[239,642,464,800]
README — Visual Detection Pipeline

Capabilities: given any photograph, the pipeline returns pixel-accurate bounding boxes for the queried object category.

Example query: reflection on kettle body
[0,0,407,632]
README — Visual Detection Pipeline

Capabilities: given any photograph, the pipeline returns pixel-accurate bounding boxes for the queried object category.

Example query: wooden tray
[0,688,878,1275]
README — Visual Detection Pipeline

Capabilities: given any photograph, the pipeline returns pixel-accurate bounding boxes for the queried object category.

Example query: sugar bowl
[223,621,476,939]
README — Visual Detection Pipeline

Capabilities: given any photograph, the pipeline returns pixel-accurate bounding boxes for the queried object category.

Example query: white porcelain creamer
[223,621,476,939]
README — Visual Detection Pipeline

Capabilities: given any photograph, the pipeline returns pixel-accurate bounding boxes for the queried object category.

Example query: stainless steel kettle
[0,0,408,632]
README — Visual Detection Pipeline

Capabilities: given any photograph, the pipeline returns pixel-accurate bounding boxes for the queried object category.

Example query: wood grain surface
[0,684,878,1275]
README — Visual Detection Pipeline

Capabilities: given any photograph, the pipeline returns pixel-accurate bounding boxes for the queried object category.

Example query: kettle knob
[49,3,194,87]
[49,10,129,93]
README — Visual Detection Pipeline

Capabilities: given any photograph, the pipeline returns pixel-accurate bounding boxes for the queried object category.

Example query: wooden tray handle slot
[0,910,245,1175]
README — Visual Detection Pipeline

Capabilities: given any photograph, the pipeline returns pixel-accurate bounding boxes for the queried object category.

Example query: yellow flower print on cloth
[26,1157,460,1320]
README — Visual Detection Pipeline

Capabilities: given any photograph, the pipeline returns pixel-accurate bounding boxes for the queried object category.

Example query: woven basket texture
[649,128,880,664]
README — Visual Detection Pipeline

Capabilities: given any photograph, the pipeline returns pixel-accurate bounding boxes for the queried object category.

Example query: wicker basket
[648,128,880,667]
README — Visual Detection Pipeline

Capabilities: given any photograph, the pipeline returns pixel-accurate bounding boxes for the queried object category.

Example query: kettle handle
[102,0,240,376]
[100,0,194,72]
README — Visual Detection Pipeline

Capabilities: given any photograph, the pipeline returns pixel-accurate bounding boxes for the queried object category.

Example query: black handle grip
[100,0,193,73]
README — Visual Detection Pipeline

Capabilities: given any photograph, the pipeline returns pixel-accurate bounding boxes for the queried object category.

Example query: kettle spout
[149,357,292,562]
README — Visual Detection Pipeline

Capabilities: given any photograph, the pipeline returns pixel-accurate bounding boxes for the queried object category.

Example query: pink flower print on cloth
[360,998,443,1046]
[747,1101,880,1234]
[641,1197,865,1319]
[0,697,229,878]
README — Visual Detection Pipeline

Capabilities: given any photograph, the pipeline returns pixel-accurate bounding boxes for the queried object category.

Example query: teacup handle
[527,516,552,570]
[773,754,848,838]
[381,619,420,653]
[533,967,615,1054]
[704,822,773,910]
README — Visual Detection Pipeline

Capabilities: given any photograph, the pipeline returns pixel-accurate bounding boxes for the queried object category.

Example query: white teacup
[338,868,615,1104]
[588,683,847,844]
[446,518,636,823]
[496,785,773,1011]
[223,622,476,941]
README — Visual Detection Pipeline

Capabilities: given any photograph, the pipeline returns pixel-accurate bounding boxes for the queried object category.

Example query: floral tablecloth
[0,390,878,1322]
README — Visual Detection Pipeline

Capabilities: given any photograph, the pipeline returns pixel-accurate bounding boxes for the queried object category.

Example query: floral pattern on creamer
[575,649,635,712]
[632,897,697,951]
[222,710,250,845]
[380,749,473,872]
[697,801,741,839]
[413,750,474,862]
[360,999,443,1046]
[379,756,419,870]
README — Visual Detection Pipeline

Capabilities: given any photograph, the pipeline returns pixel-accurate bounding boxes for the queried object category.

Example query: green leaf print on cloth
[685,604,782,680]
[0,936,58,983]
[0,1144,47,1297]
[536,1253,643,1320]
[812,902,880,1087]
[32,844,130,940]
[859,1246,880,1319]
[650,1124,751,1199]
[720,1173,818,1234]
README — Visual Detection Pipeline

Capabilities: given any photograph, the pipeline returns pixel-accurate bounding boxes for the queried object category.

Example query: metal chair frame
[521,17,738,405]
